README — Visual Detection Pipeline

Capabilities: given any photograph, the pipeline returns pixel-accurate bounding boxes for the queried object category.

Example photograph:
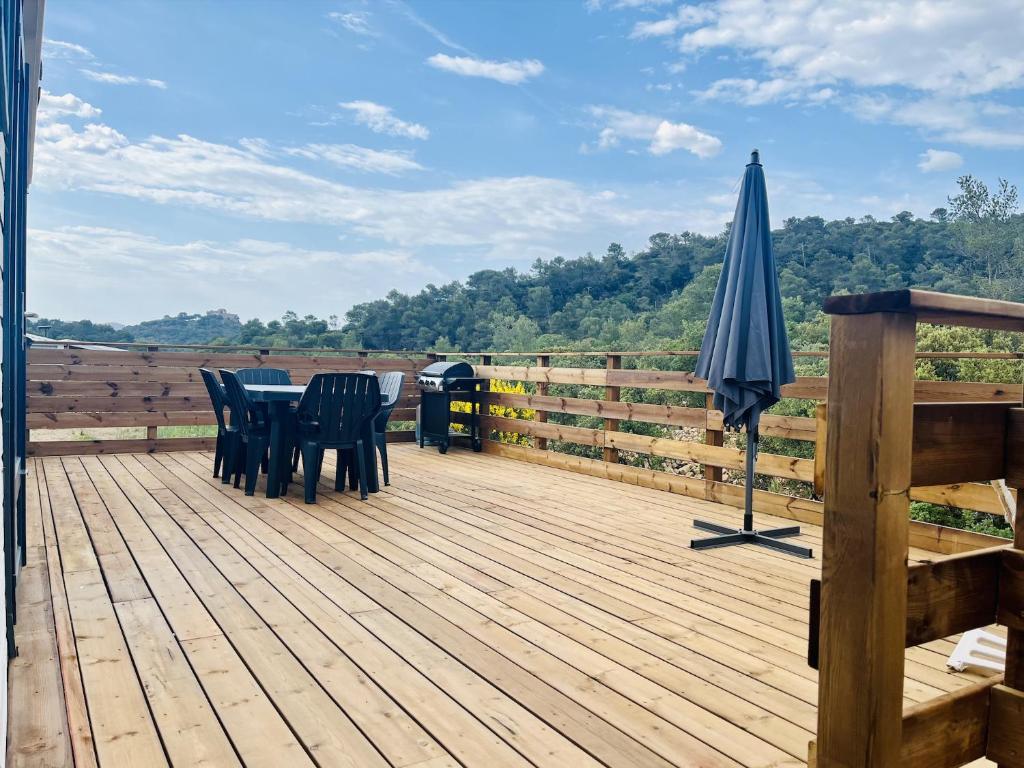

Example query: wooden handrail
[824,288,1024,332]
[27,337,1024,360]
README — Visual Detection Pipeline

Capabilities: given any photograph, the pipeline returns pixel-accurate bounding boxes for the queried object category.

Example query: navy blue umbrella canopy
[695,149,795,439]
[690,150,810,558]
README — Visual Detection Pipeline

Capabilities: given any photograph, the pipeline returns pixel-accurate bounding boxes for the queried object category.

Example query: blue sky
[31,0,1024,323]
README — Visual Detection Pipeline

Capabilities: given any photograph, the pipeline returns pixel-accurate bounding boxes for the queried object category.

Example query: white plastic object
[947,628,1007,673]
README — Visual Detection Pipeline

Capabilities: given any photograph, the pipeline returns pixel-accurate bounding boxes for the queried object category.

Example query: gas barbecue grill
[416,361,484,454]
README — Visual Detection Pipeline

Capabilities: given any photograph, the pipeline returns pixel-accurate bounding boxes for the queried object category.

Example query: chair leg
[376,433,389,486]
[244,439,263,496]
[292,446,300,473]
[221,434,235,484]
[302,442,319,504]
[213,432,224,478]
[356,441,369,500]
[233,442,245,489]
[334,449,347,492]
[348,451,358,491]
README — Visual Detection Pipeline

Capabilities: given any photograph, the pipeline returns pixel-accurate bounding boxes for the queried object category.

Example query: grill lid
[419,361,474,379]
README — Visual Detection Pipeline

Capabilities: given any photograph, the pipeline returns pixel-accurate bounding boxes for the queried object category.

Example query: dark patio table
[243,382,380,499]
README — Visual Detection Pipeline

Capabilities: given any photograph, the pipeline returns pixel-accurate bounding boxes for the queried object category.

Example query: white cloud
[81,69,167,89]
[629,5,716,38]
[337,101,429,140]
[327,11,375,36]
[587,0,672,10]
[33,97,679,251]
[38,90,102,120]
[695,77,804,105]
[42,38,94,60]
[284,143,423,175]
[680,1,1024,97]
[636,1,1024,148]
[28,225,445,321]
[630,17,681,39]
[391,4,472,54]
[585,106,722,158]
[917,149,964,173]
[849,94,1024,149]
[426,54,544,85]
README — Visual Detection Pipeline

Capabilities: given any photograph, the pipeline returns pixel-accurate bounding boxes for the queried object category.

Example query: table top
[243,384,306,402]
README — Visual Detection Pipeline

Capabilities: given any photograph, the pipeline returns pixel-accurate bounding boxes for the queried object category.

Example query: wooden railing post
[603,355,621,464]
[1003,412,1024,768]
[816,311,916,768]
[146,345,159,441]
[704,392,723,500]
[535,354,550,451]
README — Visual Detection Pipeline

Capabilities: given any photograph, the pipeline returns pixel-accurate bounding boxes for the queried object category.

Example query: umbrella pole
[743,430,755,533]
[690,427,813,558]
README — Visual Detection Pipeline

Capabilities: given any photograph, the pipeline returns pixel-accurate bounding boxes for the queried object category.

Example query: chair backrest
[297,373,381,446]
[235,367,292,386]
[199,368,229,430]
[219,369,266,437]
[374,371,405,432]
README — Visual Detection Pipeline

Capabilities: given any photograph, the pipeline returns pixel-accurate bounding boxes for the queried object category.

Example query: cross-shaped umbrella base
[689,519,813,558]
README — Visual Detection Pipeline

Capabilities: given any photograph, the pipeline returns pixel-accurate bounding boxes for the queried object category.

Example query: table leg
[265,402,287,498]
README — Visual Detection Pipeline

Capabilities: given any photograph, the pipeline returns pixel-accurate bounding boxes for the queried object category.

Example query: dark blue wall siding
[1,0,30,657]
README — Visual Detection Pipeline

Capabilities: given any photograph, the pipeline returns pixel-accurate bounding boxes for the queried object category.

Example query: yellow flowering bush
[451,379,535,445]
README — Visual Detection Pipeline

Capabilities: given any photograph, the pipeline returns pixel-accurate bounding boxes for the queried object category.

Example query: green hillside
[30,175,1023,355]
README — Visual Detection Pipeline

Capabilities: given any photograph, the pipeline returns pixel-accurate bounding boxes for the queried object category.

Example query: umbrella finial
[749,148,761,166]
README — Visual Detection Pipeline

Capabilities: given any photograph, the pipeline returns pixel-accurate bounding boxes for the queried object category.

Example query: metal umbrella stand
[689,150,812,559]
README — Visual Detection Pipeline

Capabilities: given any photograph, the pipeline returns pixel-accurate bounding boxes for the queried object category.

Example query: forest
[31,175,1024,361]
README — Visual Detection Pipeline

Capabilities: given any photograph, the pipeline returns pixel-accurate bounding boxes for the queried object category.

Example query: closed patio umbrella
[690,149,811,558]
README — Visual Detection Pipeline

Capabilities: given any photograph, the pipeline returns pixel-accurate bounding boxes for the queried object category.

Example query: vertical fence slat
[146,345,160,440]
[704,392,723,500]
[535,354,550,451]
[603,354,621,464]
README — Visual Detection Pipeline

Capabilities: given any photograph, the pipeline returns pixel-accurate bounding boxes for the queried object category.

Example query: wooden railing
[458,352,1018,555]
[26,338,1022,555]
[27,344,429,456]
[812,289,1024,768]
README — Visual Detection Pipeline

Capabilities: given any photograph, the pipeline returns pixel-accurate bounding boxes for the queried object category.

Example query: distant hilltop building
[206,308,240,322]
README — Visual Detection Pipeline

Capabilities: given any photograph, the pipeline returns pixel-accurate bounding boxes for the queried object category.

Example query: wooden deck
[7,445,998,768]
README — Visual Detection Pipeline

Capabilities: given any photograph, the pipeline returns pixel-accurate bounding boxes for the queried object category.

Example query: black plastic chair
[293,373,381,503]
[374,372,405,486]
[199,368,237,479]
[235,367,292,385]
[219,369,272,496]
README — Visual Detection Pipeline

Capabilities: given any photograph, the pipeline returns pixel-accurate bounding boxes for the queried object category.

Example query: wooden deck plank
[76,454,322,767]
[35,460,97,768]
[100,458,390,768]
[383,450,975,694]
[230,494,765,766]
[162,452,588,768]
[273,468,811,762]
[10,446,995,768]
[113,598,240,767]
[158,454,677,768]
[6,468,72,768]
[143,479,458,768]
[41,460,168,768]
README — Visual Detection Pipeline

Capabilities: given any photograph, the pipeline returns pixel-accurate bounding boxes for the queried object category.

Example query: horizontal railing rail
[34,338,1024,359]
